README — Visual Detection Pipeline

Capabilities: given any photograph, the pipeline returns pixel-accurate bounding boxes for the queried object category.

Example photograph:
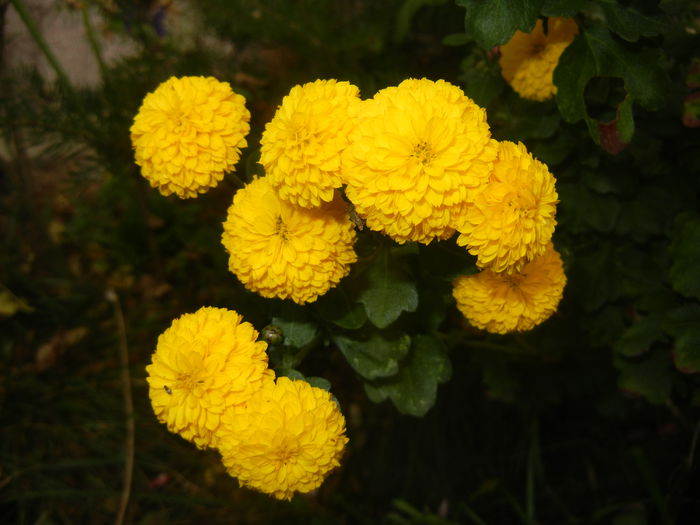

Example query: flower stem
[9,0,72,88]
[81,4,107,78]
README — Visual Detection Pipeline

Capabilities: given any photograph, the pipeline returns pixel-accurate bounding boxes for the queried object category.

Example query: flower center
[275,215,289,241]
[272,441,300,466]
[411,141,436,165]
[501,273,526,289]
[176,371,205,393]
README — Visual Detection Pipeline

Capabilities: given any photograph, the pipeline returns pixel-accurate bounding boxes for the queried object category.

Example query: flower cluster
[146,307,348,499]
[499,17,579,101]
[131,76,250,198]
[135,71,568,503]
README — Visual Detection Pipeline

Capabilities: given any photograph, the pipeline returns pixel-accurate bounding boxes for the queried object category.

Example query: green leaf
[600,3,667,42]
[418,241,478,281]
[358,247,418,328]
[554,34,597,124]
[364,335,451,416]
[442,32,471,46]
[668,213,700,300]
[555,26,669,145]
[315,283,367,329]
[305,376,332,391]
[568,243,620,311]
[614,316,665,357]
[541,0,585,17]
[457,0,542,49]
[616,350,672,405]
[663,305,700,374]
[333,330,411,380]
[461,66,507,108]
[271,315,318,349]
[276,367,305,381]
[583,26,668,111]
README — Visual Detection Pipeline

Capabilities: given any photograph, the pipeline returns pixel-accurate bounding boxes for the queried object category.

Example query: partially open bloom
[499,17,579,101]
[343,78,497,244]
[260,79,361,208]
[145,307,272,449]
[221,177,357,304]
[457,141,558,273]
[216,377,348,500]
[131,76,250,198]
[452,243,566,334]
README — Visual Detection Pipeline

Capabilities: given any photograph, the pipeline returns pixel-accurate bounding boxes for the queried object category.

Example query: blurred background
[1,1,700,524]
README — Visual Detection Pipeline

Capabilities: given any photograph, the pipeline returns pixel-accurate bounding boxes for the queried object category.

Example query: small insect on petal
[164,385,173,395]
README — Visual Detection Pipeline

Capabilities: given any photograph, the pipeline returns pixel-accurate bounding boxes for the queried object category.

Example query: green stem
[81,4,106,77]
[9,0,71,88]
[526,419,539,523]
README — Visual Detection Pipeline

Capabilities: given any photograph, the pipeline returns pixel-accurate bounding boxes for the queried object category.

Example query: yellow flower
[130,76,250,198]
[452,243,566,334]
[145,307,273,449]
[499,17,579,101]
[260,79,361,208]
[221,177,357,304]
[457,141,558,273]
[343,78,497,244]
[216,377,348,501]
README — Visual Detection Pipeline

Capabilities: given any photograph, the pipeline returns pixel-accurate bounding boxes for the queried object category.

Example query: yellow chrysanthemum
[343,78,497,244]
[499,17,579,101]
[145,306,273,449]
[216,377,348,500]
[452,243,566,334]
[457,141,558,273]
[221,177,357,304]
[260,79,361,208]
[131,76,250,198]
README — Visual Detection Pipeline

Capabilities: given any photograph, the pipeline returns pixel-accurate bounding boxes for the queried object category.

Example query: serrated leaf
[358,247,418,328]
[457,0,543,49]
[615,316,665,357]
[583,26,668,110]
[600,3,666,42]
[333,330,411,380]
[616,350,672,405]
[663,305,700,374]
[555,26,669,145]
[364,335,451,416]
[668,213,700,300]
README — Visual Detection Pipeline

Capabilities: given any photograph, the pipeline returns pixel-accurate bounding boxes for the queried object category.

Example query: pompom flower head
[221,177,357,304]
[145,307,273,449]
[260,79,361,208]
[457,140,558,273]
[343,78,497,244]
[499,17,579,101]
[216,377,348,500]
[452,243,566,334]
[131,76,250,198]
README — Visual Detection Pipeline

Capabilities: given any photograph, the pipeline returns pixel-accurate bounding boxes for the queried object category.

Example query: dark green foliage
[2,0,700,523]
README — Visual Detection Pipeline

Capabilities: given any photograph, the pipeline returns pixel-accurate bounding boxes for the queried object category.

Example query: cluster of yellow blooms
[146,306,348,500]
[499,17,579,101]
[133,55,571,498]
[131,73,567,332]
